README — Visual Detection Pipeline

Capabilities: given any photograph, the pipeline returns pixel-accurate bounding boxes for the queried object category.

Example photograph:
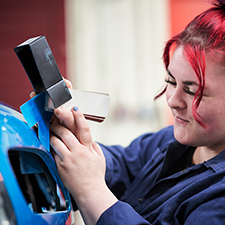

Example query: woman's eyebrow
[182,81,199,86]
[167,69,199,86]
[167,69,175,79]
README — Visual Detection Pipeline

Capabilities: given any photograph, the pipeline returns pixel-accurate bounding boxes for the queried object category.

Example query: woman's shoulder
[137,126,175,144]
[128,126,176,154]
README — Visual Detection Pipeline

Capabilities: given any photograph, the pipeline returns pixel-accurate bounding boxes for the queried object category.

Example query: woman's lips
[174,115,189,124]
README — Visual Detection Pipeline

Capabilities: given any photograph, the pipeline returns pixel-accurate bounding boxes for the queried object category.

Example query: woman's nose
[166,86,187,110]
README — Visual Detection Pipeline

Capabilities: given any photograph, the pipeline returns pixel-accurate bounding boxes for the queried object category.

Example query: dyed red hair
[156,1,225,127]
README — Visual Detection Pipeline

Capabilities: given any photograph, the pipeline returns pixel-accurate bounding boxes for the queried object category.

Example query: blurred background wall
[65,0,170,146]
[0,0,66,109]
[0,0,211,224]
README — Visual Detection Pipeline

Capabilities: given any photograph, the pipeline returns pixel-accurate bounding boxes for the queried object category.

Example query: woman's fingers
[50,120,80,151]
[53,106,93,148]
[50,134,67,161]
[72,107,93,147]
[92,142,104,158]
[29,91,36,98]
[54,107,77,135]
[63,78,73,89]
[51,144,64,164]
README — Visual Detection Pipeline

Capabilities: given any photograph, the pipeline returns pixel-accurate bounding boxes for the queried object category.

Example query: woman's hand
[50,106,106,196]
[50,107,117,225]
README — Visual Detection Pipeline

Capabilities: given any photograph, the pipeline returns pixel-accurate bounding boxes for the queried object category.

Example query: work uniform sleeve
[97,201,150,225]
[99,126,174,199]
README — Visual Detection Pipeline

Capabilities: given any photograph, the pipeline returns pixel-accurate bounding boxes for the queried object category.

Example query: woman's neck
[192,146,224,165]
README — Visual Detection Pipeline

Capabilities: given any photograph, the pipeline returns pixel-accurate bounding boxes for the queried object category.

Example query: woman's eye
[165,78,176,86]
[165,78,198,96]
[183,86,196,96]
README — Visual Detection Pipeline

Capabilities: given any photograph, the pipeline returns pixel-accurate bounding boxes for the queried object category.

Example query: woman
[50,0,225,224]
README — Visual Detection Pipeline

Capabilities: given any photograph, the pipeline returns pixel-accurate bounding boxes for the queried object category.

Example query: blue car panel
[0,102,74,225]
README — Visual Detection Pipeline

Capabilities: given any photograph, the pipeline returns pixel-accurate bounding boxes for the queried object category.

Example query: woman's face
[166,46,225,151]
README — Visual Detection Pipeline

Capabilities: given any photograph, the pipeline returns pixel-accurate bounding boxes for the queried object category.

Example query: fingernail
[73,106,78,111]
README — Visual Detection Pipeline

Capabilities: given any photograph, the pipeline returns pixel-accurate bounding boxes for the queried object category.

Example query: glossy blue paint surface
[0,102,73,225]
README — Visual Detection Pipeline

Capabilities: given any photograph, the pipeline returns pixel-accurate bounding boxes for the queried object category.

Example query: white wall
[64,0,170,223]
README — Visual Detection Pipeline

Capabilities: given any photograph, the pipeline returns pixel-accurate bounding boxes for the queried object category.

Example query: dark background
[0,0,66,109]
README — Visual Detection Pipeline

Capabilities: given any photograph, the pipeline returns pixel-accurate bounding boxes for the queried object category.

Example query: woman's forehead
[170,46,224,76]
[168,46,225,91]
[168,47,196,76]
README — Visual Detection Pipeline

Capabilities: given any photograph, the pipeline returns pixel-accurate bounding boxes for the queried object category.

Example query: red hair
[156,2,225,127]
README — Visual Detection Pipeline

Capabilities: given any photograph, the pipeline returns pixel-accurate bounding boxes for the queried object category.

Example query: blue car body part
[0,102,74,225]
[20,91,53,151]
